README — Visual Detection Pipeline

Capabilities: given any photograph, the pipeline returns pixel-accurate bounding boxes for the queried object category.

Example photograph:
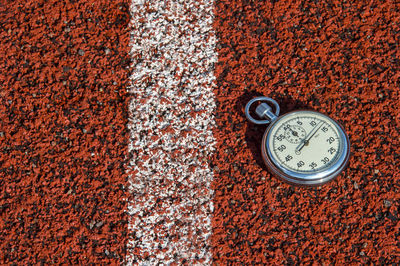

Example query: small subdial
[284,125,306,144]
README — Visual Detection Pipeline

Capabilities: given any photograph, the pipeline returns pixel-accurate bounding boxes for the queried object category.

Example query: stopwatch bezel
[261,110,351,186]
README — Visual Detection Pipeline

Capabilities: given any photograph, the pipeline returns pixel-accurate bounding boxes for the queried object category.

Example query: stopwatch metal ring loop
[245,97,280,125]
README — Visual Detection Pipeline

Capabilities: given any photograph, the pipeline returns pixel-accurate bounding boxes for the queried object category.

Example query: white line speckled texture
[127,0,217,264]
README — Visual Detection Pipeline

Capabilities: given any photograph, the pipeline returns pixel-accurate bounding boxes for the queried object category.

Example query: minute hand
[295,121,324,152]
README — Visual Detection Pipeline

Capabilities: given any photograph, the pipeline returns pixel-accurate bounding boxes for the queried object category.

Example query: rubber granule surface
[211,1,400,264]
[0,0,131,264]
[1,0,400,264]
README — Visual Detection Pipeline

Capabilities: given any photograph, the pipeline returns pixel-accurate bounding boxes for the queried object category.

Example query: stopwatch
[245,96,350,186]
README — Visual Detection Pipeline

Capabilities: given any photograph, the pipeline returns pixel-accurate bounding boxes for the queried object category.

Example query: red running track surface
[0,0,131,264]
[1,0,400,264]
[211,1,400,264]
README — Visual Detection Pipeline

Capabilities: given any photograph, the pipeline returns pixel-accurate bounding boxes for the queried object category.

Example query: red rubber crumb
[0,0,131,264]
[212,0,400,264]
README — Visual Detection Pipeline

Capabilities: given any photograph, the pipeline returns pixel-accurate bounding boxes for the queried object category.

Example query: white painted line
[127,0,217,264]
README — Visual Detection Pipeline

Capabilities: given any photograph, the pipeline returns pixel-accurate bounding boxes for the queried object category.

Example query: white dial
[262,110,349,185]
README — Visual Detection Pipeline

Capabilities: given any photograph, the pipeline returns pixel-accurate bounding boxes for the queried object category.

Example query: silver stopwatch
[245,97,350,186]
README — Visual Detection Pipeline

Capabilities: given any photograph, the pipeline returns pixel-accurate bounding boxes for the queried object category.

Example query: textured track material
[0,1,131,264]
[211,1,400,264]
[1,0,400,264]
[128,0,217,264]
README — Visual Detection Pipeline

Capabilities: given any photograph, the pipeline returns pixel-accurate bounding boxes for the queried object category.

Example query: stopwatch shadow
[237,91,311,172]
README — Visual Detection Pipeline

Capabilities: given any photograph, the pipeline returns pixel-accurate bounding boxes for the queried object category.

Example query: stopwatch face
[262,110,350,186]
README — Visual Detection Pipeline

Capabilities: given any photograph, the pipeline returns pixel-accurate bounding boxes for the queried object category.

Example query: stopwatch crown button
[256,103,278,122]
[245,96,280,125]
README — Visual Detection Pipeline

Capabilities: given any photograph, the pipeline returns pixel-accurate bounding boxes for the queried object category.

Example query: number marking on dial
[268,113,342,173]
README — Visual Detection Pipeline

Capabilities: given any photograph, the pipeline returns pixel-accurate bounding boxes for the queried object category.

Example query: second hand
[295,121,324,152]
